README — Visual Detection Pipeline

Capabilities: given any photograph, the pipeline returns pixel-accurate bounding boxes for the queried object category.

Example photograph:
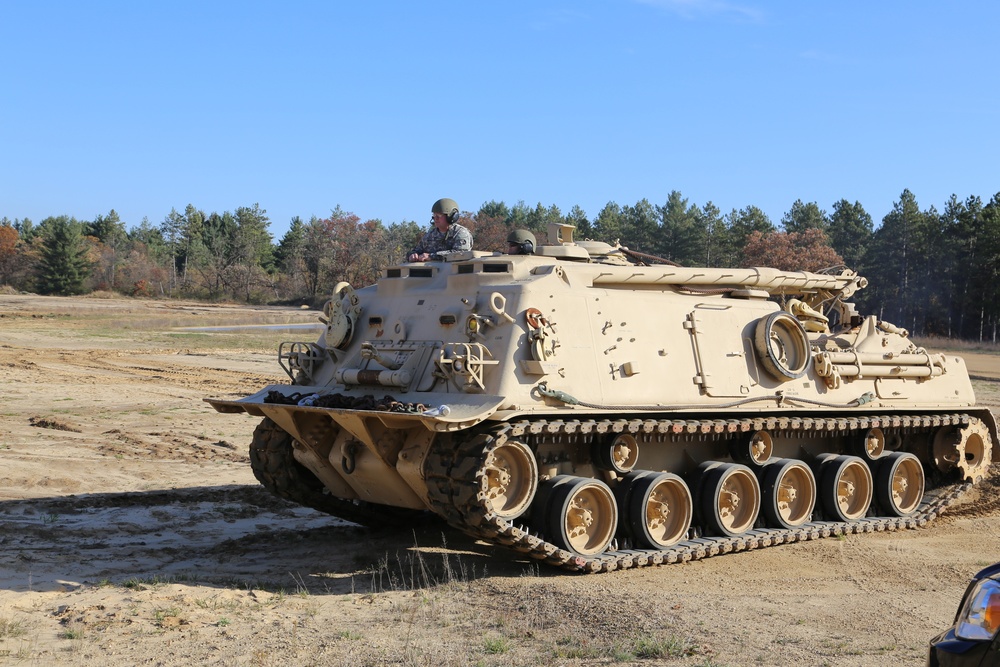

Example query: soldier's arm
[407,230,433,261]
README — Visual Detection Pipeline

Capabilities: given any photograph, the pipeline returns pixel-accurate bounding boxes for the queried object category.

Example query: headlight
[955,577,1000,641]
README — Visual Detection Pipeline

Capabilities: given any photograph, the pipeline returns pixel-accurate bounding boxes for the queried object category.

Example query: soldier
[406,198,473,262]
[506,229,536,255]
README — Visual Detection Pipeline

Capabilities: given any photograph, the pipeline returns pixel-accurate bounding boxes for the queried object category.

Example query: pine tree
[36,216,92,295]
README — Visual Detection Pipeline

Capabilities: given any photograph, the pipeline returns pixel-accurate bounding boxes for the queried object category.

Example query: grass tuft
[483,635,512,655]
[0,617,28,639]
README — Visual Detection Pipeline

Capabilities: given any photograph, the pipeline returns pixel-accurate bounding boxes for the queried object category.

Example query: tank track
[425,412,977,573]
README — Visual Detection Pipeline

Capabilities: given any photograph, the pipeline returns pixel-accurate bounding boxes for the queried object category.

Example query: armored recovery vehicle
[206,224,998,573]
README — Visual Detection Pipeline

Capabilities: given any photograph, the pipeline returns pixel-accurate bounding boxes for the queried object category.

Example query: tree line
[3,188,1000,341]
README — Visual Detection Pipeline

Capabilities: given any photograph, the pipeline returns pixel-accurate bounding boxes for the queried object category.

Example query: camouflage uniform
[409,222,473,258]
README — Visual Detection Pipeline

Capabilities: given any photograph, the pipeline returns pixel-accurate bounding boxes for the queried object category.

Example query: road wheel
[760,458,816,529]
[625,472,692,548]
[875,452,925,516]
[698,463,760,537]
[817,454,872,521]
[544,477,618,556]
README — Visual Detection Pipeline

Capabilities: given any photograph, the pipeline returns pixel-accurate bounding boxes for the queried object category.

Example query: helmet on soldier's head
[507,229,536,255]
[431,198,460,225]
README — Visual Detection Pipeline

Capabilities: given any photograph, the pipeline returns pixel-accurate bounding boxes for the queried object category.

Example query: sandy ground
[0,293,998,667]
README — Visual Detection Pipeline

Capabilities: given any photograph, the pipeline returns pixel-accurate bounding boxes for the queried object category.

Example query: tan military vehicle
[206,224,997,572]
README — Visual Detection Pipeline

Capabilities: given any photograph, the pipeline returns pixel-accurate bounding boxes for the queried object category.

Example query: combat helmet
[507,229,536,255]
[431,198,460,224]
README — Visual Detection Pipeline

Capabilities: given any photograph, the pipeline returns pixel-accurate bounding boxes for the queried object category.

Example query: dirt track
[0,294,998,666]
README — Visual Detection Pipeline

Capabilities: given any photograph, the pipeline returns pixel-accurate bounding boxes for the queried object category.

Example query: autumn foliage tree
[741,228,844,272]
[0,224,20,285]
[467,213,511,253]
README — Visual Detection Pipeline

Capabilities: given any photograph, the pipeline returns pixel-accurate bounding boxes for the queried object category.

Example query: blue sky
[2,1,998,241]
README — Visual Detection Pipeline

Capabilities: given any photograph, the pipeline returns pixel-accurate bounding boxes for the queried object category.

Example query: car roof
[973,562,1000,581]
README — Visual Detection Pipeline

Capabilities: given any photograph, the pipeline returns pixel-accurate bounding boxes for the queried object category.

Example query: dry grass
[914,334,1000,355]
[0,295,321,353]
[82,290,120,300]
[0,617,28,639]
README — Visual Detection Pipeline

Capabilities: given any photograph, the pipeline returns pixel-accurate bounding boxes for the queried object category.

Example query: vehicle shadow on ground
[0,484,544,595]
